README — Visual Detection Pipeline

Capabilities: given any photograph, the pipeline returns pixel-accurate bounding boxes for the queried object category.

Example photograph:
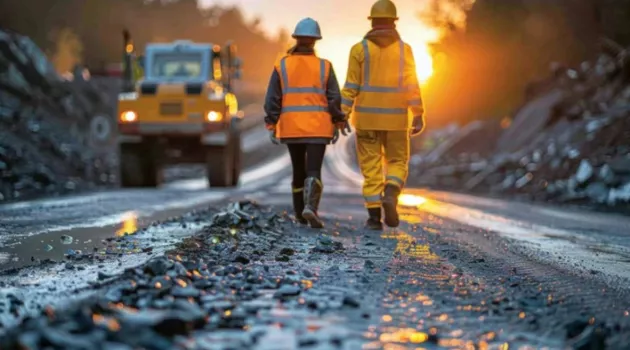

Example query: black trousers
[287,144,326,188]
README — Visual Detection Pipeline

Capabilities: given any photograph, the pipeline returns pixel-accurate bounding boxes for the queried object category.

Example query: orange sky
[202,0,439,83]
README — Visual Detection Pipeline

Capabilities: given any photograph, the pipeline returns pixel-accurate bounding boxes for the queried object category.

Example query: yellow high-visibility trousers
[355,130,410,208]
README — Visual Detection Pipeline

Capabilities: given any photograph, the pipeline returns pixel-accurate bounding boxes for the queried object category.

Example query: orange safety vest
[274,55,334,139]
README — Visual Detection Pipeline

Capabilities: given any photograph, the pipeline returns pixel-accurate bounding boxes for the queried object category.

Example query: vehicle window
[151,52,204,79]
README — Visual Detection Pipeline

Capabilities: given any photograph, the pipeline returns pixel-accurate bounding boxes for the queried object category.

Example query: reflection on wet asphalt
[115,211,138,237]
[366,225,531,349]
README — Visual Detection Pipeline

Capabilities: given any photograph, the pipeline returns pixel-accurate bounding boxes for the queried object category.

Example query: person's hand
[336,120,352,136]
[331,129,340,144]
[269,130,280,145]
[410,115,425,137]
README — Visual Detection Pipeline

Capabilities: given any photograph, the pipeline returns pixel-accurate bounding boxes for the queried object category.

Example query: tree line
[421,0,630,125]
[0,0,288,88]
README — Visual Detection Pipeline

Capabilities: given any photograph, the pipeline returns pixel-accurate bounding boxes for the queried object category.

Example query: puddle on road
[0,204,211,271]
[0,190,230,247]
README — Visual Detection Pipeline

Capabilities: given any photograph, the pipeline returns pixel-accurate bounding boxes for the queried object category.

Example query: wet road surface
[0,123,290,270]
[1,134,630,347]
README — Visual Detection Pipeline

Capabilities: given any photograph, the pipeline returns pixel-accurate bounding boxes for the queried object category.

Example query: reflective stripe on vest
[360,39,404,93]
[279,57,327,113]
[353,39,408,115]
[275,55,333,139]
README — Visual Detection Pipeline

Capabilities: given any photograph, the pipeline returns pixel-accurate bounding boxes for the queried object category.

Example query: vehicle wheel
[120,143,161,188]
[206,145,234,188]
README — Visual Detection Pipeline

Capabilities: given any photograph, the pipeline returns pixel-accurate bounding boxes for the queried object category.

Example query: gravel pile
[0,30,118,202]
[0,200,362,349]
[411,43,630,209]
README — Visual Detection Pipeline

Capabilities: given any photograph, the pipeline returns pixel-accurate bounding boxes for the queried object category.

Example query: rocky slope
[411,41,630,210]
[0,30,118,202]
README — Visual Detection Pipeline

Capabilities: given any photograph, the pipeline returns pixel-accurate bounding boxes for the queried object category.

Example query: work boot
[301,177,324,229]
[365,208,383,230]
[382,184,401,228]
[292,190,308,225]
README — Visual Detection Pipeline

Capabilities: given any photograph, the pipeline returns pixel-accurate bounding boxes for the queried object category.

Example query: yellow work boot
[382,184,400,228]
[302,177,324,229]
[365,208,383,230]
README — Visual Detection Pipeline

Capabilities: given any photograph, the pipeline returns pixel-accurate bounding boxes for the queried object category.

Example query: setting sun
[398,22,439,84]
[409,42,434,83]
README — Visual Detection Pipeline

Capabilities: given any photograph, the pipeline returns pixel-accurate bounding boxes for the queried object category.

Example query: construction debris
[0,201,365,350]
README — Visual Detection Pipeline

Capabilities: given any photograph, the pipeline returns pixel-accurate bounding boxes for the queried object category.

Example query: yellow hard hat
[369,0,398,20]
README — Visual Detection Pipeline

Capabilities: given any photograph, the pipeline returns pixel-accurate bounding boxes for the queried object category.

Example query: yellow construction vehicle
[117,30,243,188]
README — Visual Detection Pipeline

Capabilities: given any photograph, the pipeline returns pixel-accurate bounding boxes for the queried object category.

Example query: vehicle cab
[117,36,244,189]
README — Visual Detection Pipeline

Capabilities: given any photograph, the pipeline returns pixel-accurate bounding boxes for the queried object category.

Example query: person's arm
[325,63,346,123]
[340,44,363,116]
[263,68,282,127]
[403,44,424,118]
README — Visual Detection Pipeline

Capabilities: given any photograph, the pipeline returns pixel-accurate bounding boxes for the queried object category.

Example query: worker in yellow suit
[341,0,426,230]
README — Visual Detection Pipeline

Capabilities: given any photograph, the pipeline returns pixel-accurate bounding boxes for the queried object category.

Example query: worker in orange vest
[264,17,351,229]
[341,0,426,230]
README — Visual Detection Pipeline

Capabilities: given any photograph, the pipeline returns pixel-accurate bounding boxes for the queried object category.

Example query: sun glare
[398,194,427,207]
[398,22,439,84]
[409,42,434,83]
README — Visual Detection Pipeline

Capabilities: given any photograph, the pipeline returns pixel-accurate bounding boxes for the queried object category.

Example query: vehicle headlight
[120,111,137,122]
[206,111,223,122]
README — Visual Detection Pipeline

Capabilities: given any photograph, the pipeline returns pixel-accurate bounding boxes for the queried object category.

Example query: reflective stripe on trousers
[364,194,382,209]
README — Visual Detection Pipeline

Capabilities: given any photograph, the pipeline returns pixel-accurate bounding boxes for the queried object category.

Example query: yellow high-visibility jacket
[341,38,424,130]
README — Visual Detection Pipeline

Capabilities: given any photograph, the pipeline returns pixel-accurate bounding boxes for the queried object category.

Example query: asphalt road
[1,132,630,347]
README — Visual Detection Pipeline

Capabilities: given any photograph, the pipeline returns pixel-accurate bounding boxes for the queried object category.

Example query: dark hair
[287,43,316,54]
[287,37,316,54]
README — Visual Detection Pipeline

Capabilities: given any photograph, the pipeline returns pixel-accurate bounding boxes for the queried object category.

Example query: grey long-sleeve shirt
[263,48,345,127]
